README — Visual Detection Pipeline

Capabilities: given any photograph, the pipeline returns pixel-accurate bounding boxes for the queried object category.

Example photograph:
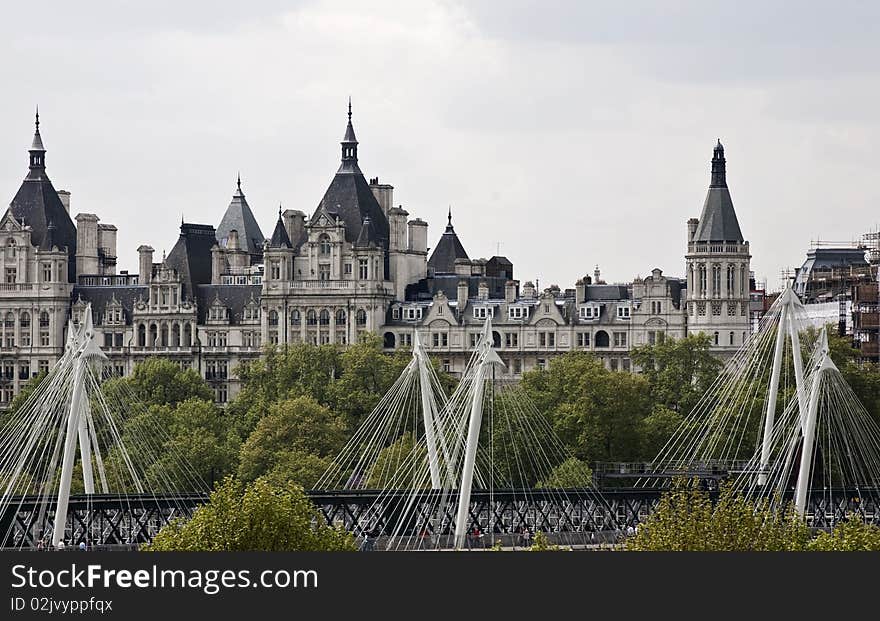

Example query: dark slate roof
[405,274,509,302]
[8,121,78,281]
[269,213,292,249]
[72,285,147,326]
[693,141,744,243]
[216,177,265,258]
[317,169,389,245]
[354,216,380,248]
[427,213,469,274]
[166,223,217,299]
[315,106,390,246]
[584,285,630,301]
[195,284,262,324]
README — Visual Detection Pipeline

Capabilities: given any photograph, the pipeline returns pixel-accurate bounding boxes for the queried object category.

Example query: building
[1,105,754,408]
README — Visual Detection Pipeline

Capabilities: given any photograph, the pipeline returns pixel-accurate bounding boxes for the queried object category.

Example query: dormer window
[508,306,529,320]
[579,305,600,320]
[402,307,422,321]
[616,305,631,320]
[473,306,493,320]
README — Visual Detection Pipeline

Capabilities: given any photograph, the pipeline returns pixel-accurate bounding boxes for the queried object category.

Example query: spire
[237,172,241,192]
[234,173,244,197]
[447,206,452,228]
[355,215,379,248]
[340,98,358,169]
[710,139,726,187]
[29,106,46,171]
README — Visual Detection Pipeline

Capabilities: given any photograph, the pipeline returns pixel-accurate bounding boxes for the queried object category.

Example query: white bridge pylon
[52,305,110,547]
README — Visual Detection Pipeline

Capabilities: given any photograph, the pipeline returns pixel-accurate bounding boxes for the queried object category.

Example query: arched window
[138,324,146,347]
[183,323,192,347]
[383,332,396,348]
[307,310,317,325]
[172,323,181,347]
[356,309,367,326]
[268,310,279,327]
[19,312,30,328]
[319,309,330,325]
[595,330,610,348]
[149,324,158,347]
[714,331,719,346]
[319,234,331,255]
[160,324,169,347]
[5,238,15,259]
[336,309,346,324]
[4,312,13,329]
[39,312,49,328]
[290,309,301,325]
[729,331,734,345]
[492,331,501,348]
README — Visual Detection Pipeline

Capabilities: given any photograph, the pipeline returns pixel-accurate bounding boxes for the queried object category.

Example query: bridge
[4,487,878,549]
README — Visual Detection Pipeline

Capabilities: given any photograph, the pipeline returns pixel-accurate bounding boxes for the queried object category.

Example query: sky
[1,1,878,291]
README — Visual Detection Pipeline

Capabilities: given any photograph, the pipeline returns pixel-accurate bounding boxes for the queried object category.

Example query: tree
[630,334,721,416]
[521,353,653,462]
[639,405,685,460]
[365,432,428,489]
[144,476,355,551]
[237,396,347,484]
[102,358,213,409]
[536,457,593,488]
[625,482,809,551]
[529,531,561,551]
[809,517,880,551]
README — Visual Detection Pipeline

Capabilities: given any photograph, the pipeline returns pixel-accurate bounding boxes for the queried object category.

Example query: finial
[448,206,452,225]
[278,203,282,218]
[35,105,40,131]
[348,97,352,122]
[237,172,241,191]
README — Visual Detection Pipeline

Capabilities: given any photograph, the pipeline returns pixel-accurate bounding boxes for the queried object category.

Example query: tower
[685,140,751,352]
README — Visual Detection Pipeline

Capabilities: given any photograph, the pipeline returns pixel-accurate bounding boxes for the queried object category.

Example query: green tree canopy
[103,358,214,409]
[536,457,593,488]
[237,395,347,484]
[144,476,355,551]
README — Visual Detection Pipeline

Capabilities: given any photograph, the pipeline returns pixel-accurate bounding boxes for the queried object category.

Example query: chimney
[687,218,699,242]
[57,190,71,213]
[407,218,428,253]
[457,279,469,313]
[282,210,306,247]
[576,278,586,304]
[522,281,536,298]
[227,229,240,251]
[211,244,224,284]
[477,280,489,300]
[594,265,601,284]
[504,280,517,303]
[138,245,154,284]
[75,213,100,278]
[368,177,394,217]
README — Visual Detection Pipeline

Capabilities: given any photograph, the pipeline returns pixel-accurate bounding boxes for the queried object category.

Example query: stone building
[1,105,752,407]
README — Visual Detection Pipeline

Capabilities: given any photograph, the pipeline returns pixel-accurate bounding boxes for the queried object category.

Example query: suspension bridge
[1,286,879,550]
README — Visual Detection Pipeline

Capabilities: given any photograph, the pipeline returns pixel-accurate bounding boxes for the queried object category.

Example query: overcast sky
[2,1,878,291]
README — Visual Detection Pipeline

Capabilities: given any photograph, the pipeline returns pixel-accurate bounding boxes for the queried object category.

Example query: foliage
[8,370,48,414]
[809,517,880,551]
[630,334,722,416]
[521,353,653,462]
[536,457,593,488]
[237,395,347,485]
[625,481,810,551]
[365,432,428,489]
[529,531,561,551]
[144,476,356,551]
[102,358,214,409]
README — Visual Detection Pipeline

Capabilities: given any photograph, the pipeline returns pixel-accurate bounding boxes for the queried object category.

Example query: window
[539,332,555,347]
[319,264,330,281]
[711,301,722,316]
[336,309,346,324]
[610,358,619,371]
[42,263,52,282]
[537,358,546,370]
[613,332,627,347]
[579,305,600,320]
[508,306,529,320]
[505,333,518,347]
[40,331,49,347]
[358,259,368,279]
[712,264,721,297]
[622,358,631,372]
[577,332,590,347]
[392,307,400,320]
[5,268,16,284]
[442,359,451,373]
[616,305,631,319]
[307,310,317,325]
[38,360,49,373]
[268,310,279,326]
[727,265,735,295]
[473,306,493,319]
[356,309,367,326]
[513,359,522,374]
[344,263,352,276]
[290,309,300,325]
[432,332,448,347]
[714,331,719,346]
[470,333,479,348]
[543,304,550,314]
[697,302,706,316]
[699,264,707,294]
[648,331,656,346]
[729,331,735,345]
[319,309,330,325]
[403,307,422,321]
[319,234,331,255]
[728,302,737,316]
[400,333,412,348]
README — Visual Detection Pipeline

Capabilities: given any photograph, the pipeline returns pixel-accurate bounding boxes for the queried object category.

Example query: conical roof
[216,176,265,258]
[354,215,380,248]
[692,140,744,243]
[427,210,470,273]
[269,210,292,249]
